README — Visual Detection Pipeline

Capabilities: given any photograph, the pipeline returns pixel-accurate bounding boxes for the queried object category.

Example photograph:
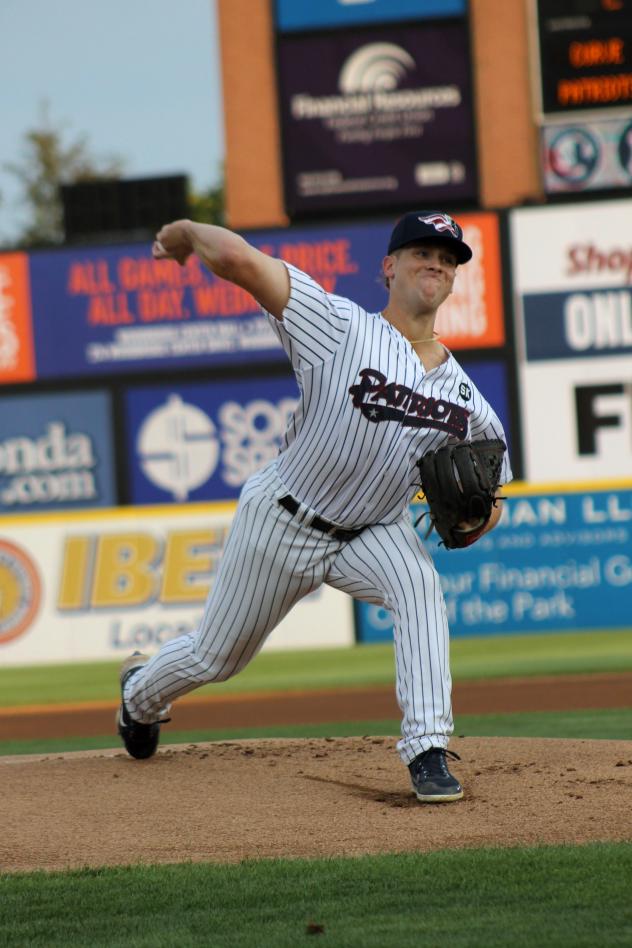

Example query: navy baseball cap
[387,211,472,263]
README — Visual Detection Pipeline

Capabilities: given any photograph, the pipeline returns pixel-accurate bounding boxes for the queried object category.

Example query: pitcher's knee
[189,643,247,684]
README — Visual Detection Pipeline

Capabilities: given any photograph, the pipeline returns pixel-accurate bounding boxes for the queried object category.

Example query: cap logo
[418,213,460,238]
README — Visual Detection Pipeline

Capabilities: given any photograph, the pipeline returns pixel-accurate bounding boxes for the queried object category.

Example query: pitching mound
[1,735,631,873]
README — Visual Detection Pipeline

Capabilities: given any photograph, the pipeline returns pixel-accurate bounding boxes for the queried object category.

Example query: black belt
[278,494,364,542]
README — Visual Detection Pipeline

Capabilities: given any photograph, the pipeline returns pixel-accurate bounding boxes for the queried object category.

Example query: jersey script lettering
[348,368,470,438]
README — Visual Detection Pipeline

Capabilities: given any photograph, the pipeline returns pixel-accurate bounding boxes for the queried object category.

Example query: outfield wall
[3,198,632,517]
[2,196,632,664]
[0,502,354,666]
[0,479,630,666]
[357,479,632,643]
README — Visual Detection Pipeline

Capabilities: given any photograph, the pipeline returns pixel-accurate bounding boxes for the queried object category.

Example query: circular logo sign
[137,394,219,501]
[0,539,41,645]
[338,42,415,93]
[617,120,632,178]
[548,128,600,185]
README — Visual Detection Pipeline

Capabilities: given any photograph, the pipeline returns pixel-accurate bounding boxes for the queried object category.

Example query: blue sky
[0,0,224,244]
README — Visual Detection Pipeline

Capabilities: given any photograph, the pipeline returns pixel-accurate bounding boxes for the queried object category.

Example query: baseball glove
[416,439,506,549]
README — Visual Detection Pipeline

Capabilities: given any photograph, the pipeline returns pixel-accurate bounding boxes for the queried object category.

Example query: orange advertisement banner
[435,211,505,350]
[0,253,36,383]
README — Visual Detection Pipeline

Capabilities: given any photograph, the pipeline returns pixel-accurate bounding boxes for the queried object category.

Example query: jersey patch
[348,368,470,439]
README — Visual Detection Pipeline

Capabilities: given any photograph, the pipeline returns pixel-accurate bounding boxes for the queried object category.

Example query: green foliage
[2,102,125,248]
[1,101,224,247]
[1,844,631,946]
[187,168,225,226]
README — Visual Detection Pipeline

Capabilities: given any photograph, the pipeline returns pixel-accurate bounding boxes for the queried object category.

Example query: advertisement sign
[510,199,632,482]
[356,480,632,641]
[542,115,632,193]
[124,376,300,503]
[0,391,116,512]
[275,0,466,32]
[518,356,632,482]
[277,22,477,214]
[458,360,513,457]
[126,361,511,506]
[0,538,42,646]
[434,212,505,349]
[22,214,505,382]
[0,503,355,666]
[510,199,632,293]
[532,0,632,117]
[0,253,36,384]
[28,243,283,380]
[522,289,632,361]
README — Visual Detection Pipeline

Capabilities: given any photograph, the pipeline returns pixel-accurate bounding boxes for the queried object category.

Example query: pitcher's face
[384,241,457,313]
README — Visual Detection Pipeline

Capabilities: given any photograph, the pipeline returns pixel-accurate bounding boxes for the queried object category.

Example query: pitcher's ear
[382,254,396,279]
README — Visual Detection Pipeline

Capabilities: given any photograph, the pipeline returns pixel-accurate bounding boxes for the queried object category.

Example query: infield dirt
[1,735,631,873]
[1,671,632,873]
[2,671,632,741]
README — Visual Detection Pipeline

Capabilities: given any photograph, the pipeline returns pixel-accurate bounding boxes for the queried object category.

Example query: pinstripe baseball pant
[124,462,453,763]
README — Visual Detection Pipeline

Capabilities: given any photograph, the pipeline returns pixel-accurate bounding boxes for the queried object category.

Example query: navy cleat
[117,652,168,760]
[408,748,463,803]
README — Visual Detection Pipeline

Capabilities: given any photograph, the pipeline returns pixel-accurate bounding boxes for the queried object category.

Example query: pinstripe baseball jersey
[266,263,512,528]
[121,256,510,772]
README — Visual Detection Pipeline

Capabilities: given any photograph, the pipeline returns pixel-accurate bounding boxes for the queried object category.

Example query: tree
[187,168,225,226]
[2,102,126,248]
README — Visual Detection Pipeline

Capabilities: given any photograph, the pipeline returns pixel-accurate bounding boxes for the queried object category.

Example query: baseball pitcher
[117,210,512,803]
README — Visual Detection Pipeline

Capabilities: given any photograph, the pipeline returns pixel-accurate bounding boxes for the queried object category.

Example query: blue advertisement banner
[0,391,116,512]
[25,214,506,381]
[275,0,466,32]
[124,375,300,503]
[277,22,477,214]
[459,360,512,457]
[522,289,632,361]
[356,482,632,641]
[28,242,283,380]
[124,361,511,505]
[26,225,393,380]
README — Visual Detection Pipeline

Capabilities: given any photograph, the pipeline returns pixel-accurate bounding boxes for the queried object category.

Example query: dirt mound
[2,735,631,873]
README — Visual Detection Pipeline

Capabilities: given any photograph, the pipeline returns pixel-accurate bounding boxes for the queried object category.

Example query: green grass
[1,707,630,758]
[1,843,631,947]
[454,706,632,740]
[452,628,632,680]
[2,629,632,709]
